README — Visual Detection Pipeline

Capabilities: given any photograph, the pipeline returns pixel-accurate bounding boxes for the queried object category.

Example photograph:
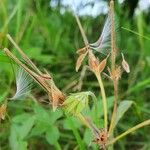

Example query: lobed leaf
[45,126,60,145]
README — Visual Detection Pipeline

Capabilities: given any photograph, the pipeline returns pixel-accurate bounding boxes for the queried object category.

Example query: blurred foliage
[0,0,150,150]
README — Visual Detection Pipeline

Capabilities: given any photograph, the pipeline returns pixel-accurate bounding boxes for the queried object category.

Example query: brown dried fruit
[98,54,109,73]
[48,80,65,111]
[76,51,88,72]
[76,46,89,55]
[93,128,108,147]
[85,117,108,148]
[88,51,99,72]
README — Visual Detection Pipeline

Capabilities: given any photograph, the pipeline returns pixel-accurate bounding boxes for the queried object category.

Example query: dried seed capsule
[76,51,88,72]
[99,58,107,73]
[76,46,89,55]
[121,53,130,73]
[88,51,99,73]
[98,54,109,73]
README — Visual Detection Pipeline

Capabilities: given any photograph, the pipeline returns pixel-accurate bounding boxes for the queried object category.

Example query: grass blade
[122,27,150,41]
[109,119,150,144]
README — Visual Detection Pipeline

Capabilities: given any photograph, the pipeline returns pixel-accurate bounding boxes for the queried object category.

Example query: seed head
[108,66,122,81]
[93,128,108,147]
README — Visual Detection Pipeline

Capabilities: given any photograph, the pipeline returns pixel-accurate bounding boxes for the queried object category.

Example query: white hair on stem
[11,67,32,100]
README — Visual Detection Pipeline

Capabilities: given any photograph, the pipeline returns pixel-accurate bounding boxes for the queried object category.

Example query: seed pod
[88,51,99,72]
[48,80,65,111]
[121,53,130,73]
[76,46,89,55]
[0,104,7,120]
[98,54,109,73]
[76,51,88,72]
[98,58,107,73]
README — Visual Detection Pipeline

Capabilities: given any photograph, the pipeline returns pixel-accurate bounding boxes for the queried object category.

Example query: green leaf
[18,115,35,140]
[34,104,51,124]
[0,90,9,103]
[0,53,10,62]
[9,124,28,150]
[34,104,62,125]
[91,96,114,126]
[30,122,49,136]
[11,113,35,140]
[12,113,31,123]
[9,125,19,150]
[115,100,133,127]
[83,128,93,145]
[65,117,85,150]
[45,126,60,145]
[128,78,150,94]
[25,47,41,58]
[94,96,114,117]
[17,141,28,150]
[63,117,81,130]
[48,109,63,124]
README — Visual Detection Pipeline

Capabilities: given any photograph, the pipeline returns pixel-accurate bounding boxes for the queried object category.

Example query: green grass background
[0,0,150,149]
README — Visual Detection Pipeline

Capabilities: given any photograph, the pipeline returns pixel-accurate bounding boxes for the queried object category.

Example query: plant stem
[7,34,42,75]
[68,116,85,150]
[54,141,61,150]
[109,0,119,135]
[75,15,89,46]
[110,0,116,69]
[108,119,150,145]
[95,73,107,129]
[109,80,118,134]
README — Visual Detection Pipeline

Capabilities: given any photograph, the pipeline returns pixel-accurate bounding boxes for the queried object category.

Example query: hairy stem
[109,0,119,135]
[95,73,107,129]
[108,119,150,145]
[110,0,116,69]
